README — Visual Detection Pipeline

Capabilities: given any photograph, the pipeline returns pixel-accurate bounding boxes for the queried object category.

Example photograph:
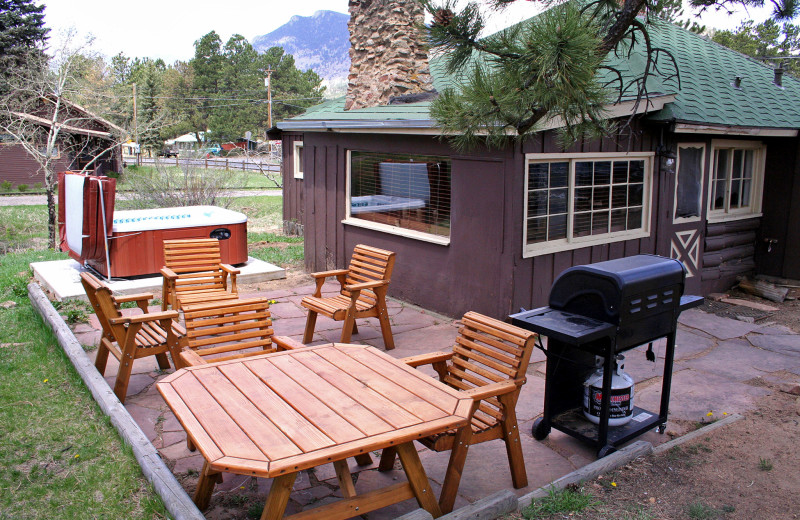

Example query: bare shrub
[122,156,245,209]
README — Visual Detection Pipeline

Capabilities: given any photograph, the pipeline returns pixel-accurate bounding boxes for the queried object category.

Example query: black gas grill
[511,255,703,457]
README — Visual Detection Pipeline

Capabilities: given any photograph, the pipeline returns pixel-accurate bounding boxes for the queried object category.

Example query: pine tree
[0,0,48,75]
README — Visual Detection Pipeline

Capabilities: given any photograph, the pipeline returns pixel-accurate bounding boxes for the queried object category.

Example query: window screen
[349,151,451,238]
[675,146,704,219]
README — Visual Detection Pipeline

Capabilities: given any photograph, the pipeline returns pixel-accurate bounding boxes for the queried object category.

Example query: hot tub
[58,172,248,278]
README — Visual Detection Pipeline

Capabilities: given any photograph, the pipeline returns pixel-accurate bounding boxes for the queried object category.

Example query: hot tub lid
[112,205,247,233]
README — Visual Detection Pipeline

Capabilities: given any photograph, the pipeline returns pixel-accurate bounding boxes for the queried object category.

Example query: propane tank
[583,355,634,426]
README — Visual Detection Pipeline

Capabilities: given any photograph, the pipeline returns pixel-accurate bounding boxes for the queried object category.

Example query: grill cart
[511,255,703,457]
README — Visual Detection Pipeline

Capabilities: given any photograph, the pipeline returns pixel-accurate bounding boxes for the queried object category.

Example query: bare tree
[0,32,126,249]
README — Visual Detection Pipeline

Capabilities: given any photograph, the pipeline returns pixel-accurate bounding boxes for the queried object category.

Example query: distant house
[278,3,800,319]
[0,96,124,187]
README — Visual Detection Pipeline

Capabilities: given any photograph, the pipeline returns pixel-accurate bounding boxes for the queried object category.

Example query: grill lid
[549,255,686,326]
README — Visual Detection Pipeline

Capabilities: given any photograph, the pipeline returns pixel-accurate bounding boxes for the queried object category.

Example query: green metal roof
[281,19,800,131]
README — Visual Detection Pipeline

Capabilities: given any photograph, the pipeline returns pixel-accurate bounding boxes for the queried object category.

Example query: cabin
[277,3,800,319]
[0,96,123,188]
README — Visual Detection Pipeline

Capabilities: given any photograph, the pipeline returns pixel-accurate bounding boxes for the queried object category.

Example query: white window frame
[342,149,451,246]
[523,152,654,258]
[293,141,304,179]
[707,139,765,222]
[673,143,706,224]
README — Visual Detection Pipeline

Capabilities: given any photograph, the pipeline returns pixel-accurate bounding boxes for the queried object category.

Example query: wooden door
[658,143,707,293]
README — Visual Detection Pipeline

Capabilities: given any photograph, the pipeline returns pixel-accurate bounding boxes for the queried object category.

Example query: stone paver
[73,285,800,519]
[679,310,761,339]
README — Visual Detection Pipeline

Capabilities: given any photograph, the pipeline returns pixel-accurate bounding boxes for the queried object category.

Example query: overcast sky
[41,0,773,65]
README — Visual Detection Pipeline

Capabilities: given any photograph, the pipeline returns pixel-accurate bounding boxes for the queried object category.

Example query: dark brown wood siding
[0,144,73,186]
[299,132,515,318]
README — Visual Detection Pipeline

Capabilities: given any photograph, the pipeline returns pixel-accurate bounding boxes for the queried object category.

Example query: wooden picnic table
[157,343,475,520]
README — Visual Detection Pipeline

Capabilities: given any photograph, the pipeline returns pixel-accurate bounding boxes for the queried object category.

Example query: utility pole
[132,83,139,162]
[265,68,273,129]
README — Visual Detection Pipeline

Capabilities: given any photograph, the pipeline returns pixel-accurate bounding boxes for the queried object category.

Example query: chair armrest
[180,349,207,366]
[160,267,178,280]
[109,310,179,325]
[273,336,306,351]
[462,380,520,401]
[344,280,388,292]
[220,264,240,275]
[310,269,349,279]
[113,293,154,304]
[401,351,454,368]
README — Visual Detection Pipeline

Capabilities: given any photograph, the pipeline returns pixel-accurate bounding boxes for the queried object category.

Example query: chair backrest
[80,271,123,340]
[342,245,396,305]
[182,298,276,363]
[163,238,226,293]
[445,312,537,426]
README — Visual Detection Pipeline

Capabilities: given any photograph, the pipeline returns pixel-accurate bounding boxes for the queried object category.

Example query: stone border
[28,282,205,520]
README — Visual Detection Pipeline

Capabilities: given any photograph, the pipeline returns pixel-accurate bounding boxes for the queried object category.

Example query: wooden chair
[378,311,538,510]
[80,272,185,404]
[160,238,240,312]
[179,297,306,366]
[301,244,396,350]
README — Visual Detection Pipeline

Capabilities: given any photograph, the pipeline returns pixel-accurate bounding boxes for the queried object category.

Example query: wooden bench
[80,271,185,403]
[301,244,396,350]
[160,238,240,311]
[179,297,306,366]
[378,311,538,511]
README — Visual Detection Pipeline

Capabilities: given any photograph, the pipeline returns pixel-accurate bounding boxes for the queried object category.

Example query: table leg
[395,442,442,518]
[438,422,474,513]
[260,472,297,520]
[334,460,356,498]
[194,460,223,510]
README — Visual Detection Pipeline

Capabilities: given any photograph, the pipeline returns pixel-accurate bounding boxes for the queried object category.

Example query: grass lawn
[119,165,281,191]
[0,194,301,518]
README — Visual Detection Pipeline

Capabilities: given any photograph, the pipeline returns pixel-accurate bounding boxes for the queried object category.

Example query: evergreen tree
[0,0,48,87]
[712,19,800,76]
[0,0,47,64]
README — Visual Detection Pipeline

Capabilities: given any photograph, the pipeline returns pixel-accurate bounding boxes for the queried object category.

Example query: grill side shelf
[510,308,616,345]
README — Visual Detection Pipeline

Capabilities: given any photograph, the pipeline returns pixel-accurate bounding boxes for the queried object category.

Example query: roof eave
[673,121,798,137]
[278,93,677,135]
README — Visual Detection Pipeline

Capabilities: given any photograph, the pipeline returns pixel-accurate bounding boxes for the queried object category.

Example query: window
[293,141,304,179]
[674,144,706,222]
[346,151,451,243]
[36,144,60,158]
[708,140,765,221]
[524,153,653,257]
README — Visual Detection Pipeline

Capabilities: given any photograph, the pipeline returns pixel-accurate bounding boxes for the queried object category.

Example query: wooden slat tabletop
[157,344,471,478]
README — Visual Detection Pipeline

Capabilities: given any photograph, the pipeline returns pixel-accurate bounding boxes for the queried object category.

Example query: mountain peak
[252,11,350,85]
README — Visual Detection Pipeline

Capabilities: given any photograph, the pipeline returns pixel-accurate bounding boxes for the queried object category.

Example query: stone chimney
[345,0,435,111]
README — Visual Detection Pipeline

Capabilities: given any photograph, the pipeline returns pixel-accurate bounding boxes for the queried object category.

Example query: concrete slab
[31,257,285,301]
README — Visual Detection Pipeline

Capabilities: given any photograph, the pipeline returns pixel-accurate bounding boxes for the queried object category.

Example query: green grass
[0,250,169,519]
[0,204,49,253]
[250,244,305,267]
[230,196,285,233]
[522,486,598,518]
